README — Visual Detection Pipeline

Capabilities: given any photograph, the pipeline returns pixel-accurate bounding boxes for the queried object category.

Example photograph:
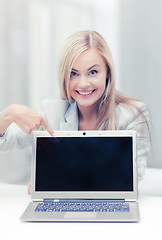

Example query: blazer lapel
[60,101,79,130]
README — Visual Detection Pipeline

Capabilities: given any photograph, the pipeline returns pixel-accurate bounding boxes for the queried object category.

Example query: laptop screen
[35,136,133,192]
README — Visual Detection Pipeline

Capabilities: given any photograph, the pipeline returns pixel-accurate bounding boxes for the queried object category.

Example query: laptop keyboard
[35,202,130,213]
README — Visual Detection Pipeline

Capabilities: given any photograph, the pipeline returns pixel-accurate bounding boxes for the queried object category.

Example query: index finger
[41,118,54,136]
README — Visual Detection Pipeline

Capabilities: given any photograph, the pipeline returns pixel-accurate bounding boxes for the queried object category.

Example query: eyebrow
[88,64,100,71]
[72,64,100,72]
[71,68,79,72]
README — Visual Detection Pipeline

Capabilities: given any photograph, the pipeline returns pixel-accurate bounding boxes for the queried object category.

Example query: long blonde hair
[58,31,139,130]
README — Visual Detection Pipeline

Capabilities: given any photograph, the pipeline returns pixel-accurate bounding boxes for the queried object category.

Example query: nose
[78,75,90,89]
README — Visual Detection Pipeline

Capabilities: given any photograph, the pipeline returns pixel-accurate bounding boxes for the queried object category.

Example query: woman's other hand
[28,182,31,195]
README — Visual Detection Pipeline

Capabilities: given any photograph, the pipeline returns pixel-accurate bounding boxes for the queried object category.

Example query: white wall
[0,0,31,184]
[119,0,162,168]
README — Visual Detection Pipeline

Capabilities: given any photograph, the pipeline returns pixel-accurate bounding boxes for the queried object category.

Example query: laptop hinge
[125,199,136,202]
[33,199,43,202]
[43,199,59,203]
[43,199,125,203]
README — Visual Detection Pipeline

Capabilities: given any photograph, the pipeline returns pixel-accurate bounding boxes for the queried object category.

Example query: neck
[78,104,98,119]
[77,103,99,130]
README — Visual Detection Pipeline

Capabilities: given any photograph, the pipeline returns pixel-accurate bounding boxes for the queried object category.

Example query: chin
[77,99,99,108]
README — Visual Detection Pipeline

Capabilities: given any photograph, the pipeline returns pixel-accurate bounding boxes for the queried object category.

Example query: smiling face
[69,48,107,110]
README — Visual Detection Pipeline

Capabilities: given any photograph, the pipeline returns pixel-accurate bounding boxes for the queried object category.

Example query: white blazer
[0,99,152,181]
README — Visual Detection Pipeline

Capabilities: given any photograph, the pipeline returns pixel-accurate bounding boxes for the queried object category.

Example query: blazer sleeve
[123,102,152,181]
[0,123,33,151]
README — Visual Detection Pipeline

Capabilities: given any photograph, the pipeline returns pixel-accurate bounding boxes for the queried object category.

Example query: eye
[89,70,98,76]
[70,71,78,77]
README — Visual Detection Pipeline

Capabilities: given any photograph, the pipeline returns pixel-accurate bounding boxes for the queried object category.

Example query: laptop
[20,130,140,222]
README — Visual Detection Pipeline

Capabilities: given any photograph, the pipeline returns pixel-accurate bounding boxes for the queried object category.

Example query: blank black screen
[35,137,133,191]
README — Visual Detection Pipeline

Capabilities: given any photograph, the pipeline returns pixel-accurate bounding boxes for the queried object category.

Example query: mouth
[76,90,95,96]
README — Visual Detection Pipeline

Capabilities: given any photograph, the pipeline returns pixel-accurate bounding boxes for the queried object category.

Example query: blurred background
[0,0,162,184]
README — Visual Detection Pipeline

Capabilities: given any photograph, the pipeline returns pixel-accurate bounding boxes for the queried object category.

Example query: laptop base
[20,201,140,222]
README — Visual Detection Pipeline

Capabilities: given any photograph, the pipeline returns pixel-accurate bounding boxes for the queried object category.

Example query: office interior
[0,0,162,185]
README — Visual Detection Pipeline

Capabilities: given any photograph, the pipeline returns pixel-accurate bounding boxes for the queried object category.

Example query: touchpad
[64,212,97,219]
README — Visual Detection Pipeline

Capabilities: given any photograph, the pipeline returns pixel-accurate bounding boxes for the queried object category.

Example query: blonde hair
[58,31,139,130]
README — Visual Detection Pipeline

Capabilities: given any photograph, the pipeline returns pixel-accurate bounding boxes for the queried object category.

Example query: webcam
[83,132,86,136]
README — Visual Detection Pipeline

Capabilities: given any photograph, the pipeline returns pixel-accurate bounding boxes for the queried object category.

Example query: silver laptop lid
[31,130,137,201]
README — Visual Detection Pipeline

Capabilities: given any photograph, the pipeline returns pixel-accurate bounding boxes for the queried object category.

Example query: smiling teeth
[78,90,93,95]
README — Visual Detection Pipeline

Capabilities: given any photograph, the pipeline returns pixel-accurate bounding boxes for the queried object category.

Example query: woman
[0,31,152,181]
